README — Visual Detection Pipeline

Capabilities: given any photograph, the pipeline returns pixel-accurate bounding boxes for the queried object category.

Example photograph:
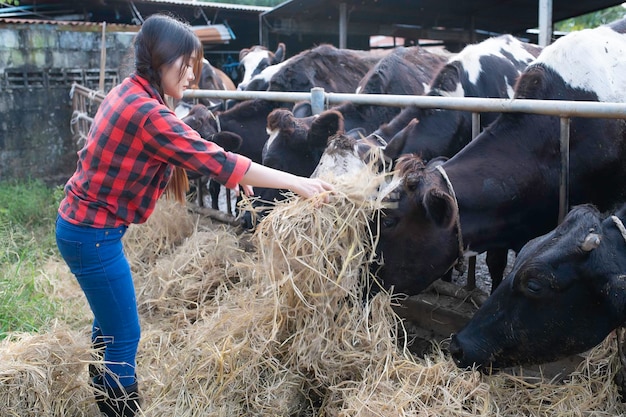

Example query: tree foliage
[555,4,626,31]
[0,0,20,5]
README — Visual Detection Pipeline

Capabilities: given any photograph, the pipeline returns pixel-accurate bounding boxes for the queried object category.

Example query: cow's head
[181,104,242,152]
[237,43,286,90]
[311,132,389,180]
[449,203,626,370]
[374,155,462,295]
[239,108,343,230]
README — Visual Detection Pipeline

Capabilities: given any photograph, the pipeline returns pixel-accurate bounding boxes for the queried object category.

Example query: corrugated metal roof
[0,17,235,44]
[137,0,271,13]
[0,17,139,31]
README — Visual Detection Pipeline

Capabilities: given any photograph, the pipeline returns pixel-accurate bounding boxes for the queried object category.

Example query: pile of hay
[1,164,626,416]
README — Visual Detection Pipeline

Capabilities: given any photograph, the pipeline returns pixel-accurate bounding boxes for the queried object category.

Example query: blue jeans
[55,216,139,388]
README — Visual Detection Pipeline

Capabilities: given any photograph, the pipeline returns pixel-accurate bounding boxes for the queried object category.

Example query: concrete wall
[0,23,136,184]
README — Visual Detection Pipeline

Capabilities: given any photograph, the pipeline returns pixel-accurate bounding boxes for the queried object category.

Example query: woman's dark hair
[134,14,203,97]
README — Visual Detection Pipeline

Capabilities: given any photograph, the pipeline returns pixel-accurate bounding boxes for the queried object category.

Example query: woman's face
[161,54,196,100]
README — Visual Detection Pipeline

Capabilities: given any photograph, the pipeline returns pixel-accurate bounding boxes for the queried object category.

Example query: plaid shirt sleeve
[141,106,250,190]
[59,74,251,227]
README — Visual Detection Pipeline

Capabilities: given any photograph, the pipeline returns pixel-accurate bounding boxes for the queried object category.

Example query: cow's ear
[384,127,410,161]
[212,131,243,152]
[515,66,545,99]
[292,101,312,118]
[435,64,461,93]
[422,187,457,229]
[267,109,296,134]
[307,110,344,148]
[273,42,286,64]
[239,47,251,62]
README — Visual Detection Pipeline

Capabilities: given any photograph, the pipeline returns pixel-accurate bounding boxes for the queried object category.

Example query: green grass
[0,179,64,339]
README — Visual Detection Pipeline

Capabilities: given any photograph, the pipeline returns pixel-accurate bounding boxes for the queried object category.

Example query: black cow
[243,46,448,228]
[377,35,542,291]
[181,104,243,210]
[374,19,626,296]
[449,203,626,370]
[381,35,542,162]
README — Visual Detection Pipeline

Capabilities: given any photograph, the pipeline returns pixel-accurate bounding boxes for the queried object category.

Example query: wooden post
[99,22,106,92]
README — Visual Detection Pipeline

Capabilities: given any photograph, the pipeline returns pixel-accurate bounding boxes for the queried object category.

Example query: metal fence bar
[559,117,571,223]
[184,89,626,119]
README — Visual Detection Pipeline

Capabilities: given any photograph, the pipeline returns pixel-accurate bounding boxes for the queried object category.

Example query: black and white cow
[380,35,542,162]
[236,43,286,90]
[374,19,626,296]
[449,202,626,370]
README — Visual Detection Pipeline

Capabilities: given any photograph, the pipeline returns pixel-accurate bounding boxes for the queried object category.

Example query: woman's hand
[238,162,334,202]
[290,177,334,202]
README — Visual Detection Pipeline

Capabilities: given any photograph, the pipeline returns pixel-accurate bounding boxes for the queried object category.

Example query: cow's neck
[443,152,559,254]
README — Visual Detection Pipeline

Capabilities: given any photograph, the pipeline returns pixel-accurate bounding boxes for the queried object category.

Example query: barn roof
[0,0,270,25]
[260,0,626,45]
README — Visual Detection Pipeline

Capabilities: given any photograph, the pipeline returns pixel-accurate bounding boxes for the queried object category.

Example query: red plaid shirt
[59,74,251,227]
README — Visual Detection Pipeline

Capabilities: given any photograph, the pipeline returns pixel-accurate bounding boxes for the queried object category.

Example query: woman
[56,14,333,417]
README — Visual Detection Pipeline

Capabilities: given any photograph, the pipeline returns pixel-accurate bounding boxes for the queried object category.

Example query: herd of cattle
[179,18,626,375]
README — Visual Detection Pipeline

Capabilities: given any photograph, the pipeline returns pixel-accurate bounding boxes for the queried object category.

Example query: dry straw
[2,160,626,415]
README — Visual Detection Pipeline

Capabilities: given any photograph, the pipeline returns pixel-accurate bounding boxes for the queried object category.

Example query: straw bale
[0,323,95,416]
[123,199,196,269]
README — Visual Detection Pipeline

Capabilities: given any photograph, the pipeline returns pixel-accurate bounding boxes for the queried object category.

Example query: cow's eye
[524,278,544,296]
[382,216,398,228]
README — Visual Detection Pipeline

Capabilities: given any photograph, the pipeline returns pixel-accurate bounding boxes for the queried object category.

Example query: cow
[236,43,286,90]
[373,19,626,298]
[448,202,626,372]
[175,58,236,118]
[181,104,243,211]
[242,46,448,228]
[180,44,387,212]
[375,35,542,290]
[381,35,542,162]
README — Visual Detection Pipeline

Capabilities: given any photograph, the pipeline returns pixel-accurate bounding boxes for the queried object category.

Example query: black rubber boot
[89,338,106,382]
[93,381,142,417]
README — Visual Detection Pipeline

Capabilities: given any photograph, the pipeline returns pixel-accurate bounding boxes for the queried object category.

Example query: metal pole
[184,90,626,119]
[339,3,347,49]
[310,87,325,115]
[465,112,481,291]
[558,117,570,223]
[538,0,553,47]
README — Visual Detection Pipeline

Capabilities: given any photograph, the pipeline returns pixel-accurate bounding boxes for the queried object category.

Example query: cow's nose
[239,211,256,231]
[448,333,466,366]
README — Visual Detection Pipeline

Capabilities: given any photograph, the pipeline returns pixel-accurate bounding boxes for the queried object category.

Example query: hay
[2,168,626,416]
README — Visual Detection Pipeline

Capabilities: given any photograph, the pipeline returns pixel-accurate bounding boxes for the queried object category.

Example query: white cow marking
[534,26,626,103]
[239,49,272,86]
[450,35,538,85]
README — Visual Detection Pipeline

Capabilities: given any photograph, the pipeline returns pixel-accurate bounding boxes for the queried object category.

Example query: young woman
[55,14,333,417]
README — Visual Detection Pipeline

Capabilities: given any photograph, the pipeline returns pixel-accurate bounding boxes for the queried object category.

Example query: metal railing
[185,87,626,223]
